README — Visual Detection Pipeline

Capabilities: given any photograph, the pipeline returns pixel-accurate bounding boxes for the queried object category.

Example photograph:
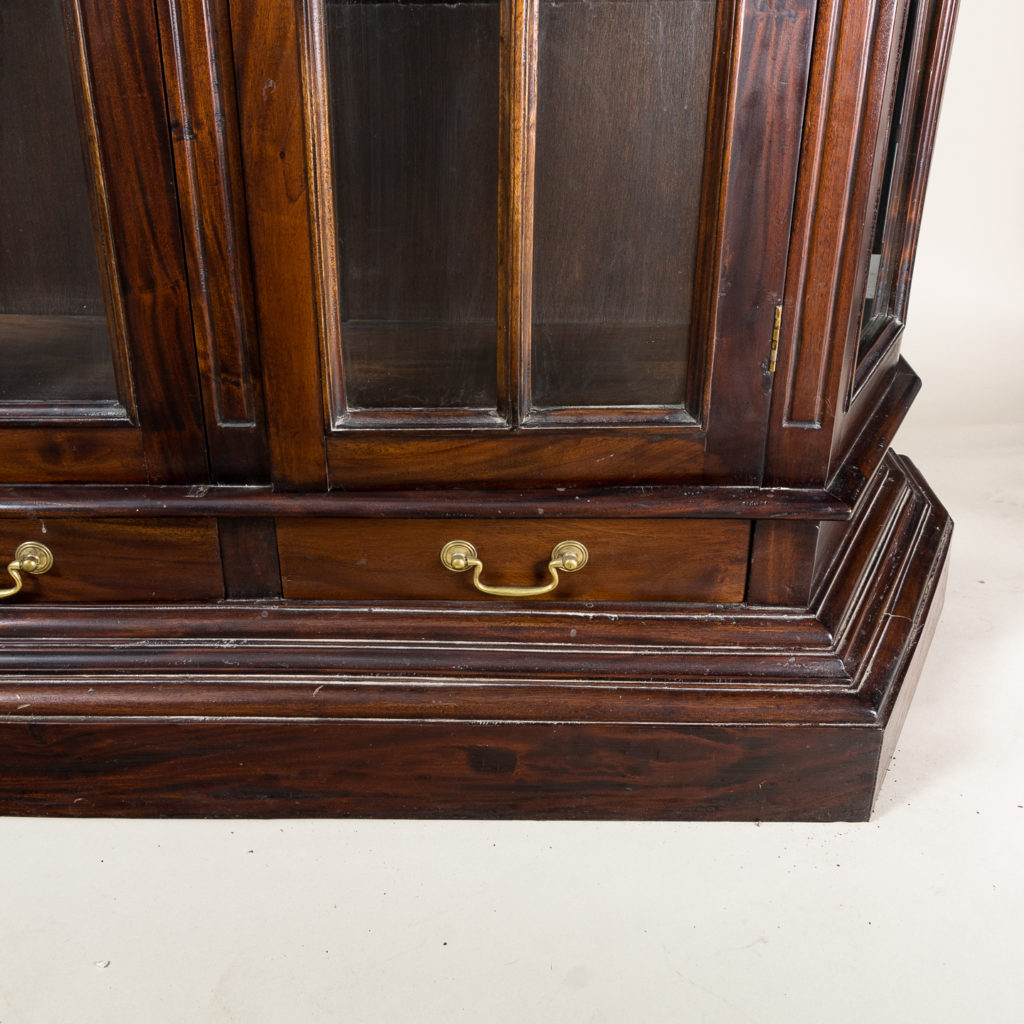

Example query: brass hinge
[768,304,783,373]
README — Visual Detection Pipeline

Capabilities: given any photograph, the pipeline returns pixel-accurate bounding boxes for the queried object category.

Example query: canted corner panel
[780,0,877,433]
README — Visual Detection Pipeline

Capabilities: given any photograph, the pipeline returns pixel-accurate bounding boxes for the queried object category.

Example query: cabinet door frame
[234,0,816,491]
[0,0,209,485]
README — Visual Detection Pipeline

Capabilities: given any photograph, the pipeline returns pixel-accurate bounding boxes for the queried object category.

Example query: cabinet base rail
[0,453,950,821]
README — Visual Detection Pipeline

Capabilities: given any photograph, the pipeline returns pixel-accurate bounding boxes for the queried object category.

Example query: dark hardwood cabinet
[0,0,958,819]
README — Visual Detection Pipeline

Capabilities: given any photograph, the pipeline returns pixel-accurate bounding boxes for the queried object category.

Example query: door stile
[76,0,211,483]
[701,0,817,485]
[228,0,328,490]
[498,0,538,427]
[155,0,271,484]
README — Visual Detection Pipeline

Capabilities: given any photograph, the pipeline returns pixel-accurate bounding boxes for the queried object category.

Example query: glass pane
[859,0,919,359]
[0,0,117,406]
[327,0,499,411]
[531,0,716,410]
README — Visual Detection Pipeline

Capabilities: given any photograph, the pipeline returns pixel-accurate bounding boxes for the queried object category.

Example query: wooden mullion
[498,0,538,426]
[227,0,327,490]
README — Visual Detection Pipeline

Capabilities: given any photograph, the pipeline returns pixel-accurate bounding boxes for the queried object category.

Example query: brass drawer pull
[1,542,54,600]
[440,539,588,598]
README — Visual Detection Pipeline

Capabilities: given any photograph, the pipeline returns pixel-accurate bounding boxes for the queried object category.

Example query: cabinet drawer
[277,519,749,603]
[0,519,223,602]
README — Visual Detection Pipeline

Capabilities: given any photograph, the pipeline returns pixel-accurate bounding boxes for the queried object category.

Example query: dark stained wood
[746,520,821,607]
[0,721,882,821]
[0,429,148,484]
[277,518,750,603]
[764,0,959,487]
[0,481,853,521]
[0,452,951,820]
[773,0,887,435]
[826,353,920,504]
[156,0,270,483]
[76,0,209,482]
[497,0,537,425]
[700,0,816,485]
[847,0,957,391]
[326,429,710,489]
[0,0,138,473]
[218,517,281,598]
[0,0,209,481]
[229,0,327,489]
[0,5,959,820]
[0,518,223,601]
[244,0,820,489]
[877,0,960,329]
[0,603,840,684]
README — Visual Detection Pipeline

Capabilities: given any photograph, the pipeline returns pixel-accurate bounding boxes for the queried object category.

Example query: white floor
[2,5,1022,1022]
[3,416,1021,1024]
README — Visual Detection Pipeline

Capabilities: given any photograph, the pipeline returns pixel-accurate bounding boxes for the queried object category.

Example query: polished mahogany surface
[0,1,959,820]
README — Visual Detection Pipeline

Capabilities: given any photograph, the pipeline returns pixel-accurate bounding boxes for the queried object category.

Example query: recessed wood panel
[278,517,749,602]
[0,518,223,602]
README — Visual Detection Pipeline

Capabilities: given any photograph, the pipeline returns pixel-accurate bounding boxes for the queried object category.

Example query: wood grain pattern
[156,0,269,482]
[0,5,960,821]
[0,517,223,601]
[498,0,537,424]
[218,517,282,598]
[326,428,711,489]
[0,429,148,484]
[244,0,819,488]
[0,480,854,521]
[76,0,209,482]
[0,452,952,819]
[745,519,821,606]
[229,0,327,489]
[699,0,816,484]
[763,0,959,486]
[277,517,750,602]
[0,720,882,821]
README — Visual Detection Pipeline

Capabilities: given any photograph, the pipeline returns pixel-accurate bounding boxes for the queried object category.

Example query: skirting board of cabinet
[0,452,950,821]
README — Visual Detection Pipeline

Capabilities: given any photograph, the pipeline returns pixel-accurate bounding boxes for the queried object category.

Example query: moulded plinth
[0,451,950,821]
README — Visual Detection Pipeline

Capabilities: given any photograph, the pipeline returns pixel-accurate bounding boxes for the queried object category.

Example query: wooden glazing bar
[498,0,538,424]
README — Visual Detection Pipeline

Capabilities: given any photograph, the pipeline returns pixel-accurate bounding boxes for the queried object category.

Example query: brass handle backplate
[1,542,54,600]
[440,539,588,598]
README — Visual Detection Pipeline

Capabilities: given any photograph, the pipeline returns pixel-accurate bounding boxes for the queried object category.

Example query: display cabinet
[0,0,958,819]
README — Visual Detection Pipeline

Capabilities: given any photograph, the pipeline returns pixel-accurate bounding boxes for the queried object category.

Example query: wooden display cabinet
[0,0,958,819]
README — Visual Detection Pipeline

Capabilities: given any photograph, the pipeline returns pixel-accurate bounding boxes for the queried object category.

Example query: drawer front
[0,519,224,602]
[277,519,750,603]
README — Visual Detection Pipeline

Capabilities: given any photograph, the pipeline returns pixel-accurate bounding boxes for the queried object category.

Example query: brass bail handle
[1,542,54,600]
[440,539,588,598]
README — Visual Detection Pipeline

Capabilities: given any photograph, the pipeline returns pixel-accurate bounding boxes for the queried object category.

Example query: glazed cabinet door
[234,0,816,490]
[0,0,208,484]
